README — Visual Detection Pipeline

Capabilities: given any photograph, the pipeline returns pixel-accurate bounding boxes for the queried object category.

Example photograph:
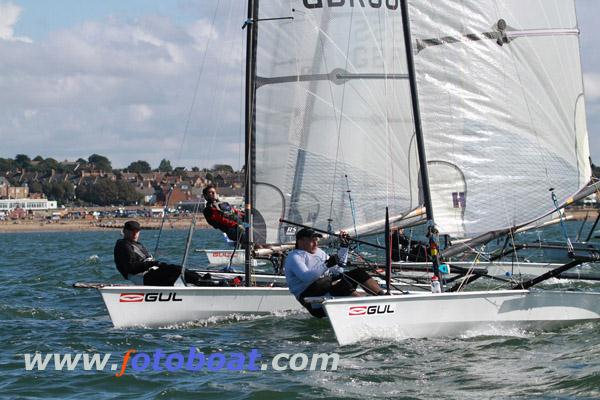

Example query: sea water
[1,224,599,399]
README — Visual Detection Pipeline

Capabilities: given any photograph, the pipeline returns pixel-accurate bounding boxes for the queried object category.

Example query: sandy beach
[0,217,210,233]
[1,208,596,234]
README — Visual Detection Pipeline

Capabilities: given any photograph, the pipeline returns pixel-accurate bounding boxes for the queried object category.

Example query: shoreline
[0,209,597,234]
[0,217,210,233]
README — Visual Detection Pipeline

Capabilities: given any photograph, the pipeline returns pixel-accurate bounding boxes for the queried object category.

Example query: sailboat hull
[99,286,303,328]
[204,249,246,265]
[322,290,600,346]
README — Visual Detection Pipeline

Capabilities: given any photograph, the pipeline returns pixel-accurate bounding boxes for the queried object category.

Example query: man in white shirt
[284,227,385,318]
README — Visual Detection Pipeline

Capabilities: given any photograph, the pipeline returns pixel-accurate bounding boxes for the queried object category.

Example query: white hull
[202,249,246,265]
[99,285,303,328]
[322,290,600,345]
[198,249,267,266]
[395,261,560,279]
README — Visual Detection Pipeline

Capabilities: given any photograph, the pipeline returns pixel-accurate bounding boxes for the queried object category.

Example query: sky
[0,0,599,170]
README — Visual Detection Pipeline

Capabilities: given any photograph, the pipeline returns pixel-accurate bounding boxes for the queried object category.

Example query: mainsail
[253,1,420,245]
[409,0,591,239]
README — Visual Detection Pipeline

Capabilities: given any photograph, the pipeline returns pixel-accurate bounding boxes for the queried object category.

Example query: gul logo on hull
[119,292,183,303]
[348,304,395,316]
[119,293,144,302]
[212,252,236,258]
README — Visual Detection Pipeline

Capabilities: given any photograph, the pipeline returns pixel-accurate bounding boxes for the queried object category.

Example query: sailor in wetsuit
[114,220,203,286]
[202,184,245,243]
[284,228,386,318]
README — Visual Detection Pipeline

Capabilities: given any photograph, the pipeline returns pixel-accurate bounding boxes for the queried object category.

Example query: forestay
[253,1,420,245]
[409,0,590,239]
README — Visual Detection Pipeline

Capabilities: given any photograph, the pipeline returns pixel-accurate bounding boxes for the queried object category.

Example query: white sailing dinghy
[98,0,435,327]
[316,0,600,345]
[96,1,307,328]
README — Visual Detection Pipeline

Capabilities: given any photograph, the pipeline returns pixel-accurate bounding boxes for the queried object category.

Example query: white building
[0,198,58,212]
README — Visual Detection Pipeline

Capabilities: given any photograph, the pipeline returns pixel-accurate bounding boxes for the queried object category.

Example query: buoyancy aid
[203,201,244,239]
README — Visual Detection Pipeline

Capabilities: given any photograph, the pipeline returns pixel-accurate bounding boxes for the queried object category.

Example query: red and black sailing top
[203,201,245,240]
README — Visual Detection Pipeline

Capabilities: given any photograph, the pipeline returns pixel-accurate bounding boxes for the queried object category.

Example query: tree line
[1,153,238,206]
[0,154,236,174]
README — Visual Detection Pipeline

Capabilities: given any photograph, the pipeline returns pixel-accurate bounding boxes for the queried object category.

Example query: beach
[0,216,210,233]
[0,208,596,233]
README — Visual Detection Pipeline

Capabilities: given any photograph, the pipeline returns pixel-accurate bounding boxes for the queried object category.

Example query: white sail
[253,1,420,244]
[409,0,591,238]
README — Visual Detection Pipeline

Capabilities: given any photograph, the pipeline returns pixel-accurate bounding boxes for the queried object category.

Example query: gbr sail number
[303,0,400,11]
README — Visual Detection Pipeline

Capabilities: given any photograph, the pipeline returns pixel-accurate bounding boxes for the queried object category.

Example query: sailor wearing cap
[284,228,385,318]
[113,220,203,286]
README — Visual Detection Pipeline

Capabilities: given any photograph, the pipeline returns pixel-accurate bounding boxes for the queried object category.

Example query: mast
[399,0,442,282]
[244,0,259,287]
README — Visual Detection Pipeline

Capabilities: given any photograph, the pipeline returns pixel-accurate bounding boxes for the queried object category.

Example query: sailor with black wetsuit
[113,220,203,286]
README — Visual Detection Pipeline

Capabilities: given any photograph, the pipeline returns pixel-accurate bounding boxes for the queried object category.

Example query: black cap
[296,228,323,240]
[123,220,141,231]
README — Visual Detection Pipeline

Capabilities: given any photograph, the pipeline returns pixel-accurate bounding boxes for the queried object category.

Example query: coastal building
[7,185,29,199]
[0,198,58,212]
[0,177,8,198]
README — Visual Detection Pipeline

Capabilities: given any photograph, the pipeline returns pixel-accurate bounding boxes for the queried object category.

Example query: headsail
[409,0,591,239]
[253,1,420,245]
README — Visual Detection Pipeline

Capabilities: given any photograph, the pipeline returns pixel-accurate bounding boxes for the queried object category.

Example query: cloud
[0,2,31,42]
[1,0,599,170]
[130,104,153,123]
[0,1,247,169]
[584,73,600,101]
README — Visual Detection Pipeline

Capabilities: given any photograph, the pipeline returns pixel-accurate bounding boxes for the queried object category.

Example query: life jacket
[203,201,243,233]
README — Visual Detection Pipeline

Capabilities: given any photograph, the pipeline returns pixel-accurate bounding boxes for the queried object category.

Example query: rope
[551,189,575,254]
[154,185,174,257]
[345,174,359,240]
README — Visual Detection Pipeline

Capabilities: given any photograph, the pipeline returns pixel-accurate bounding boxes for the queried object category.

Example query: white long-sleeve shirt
[284,247,348,298]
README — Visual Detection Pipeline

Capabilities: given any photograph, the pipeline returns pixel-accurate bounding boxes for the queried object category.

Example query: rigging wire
[344,174,359,241]
[154,0,223,258]
[154,185,174,257]
[174,0,222,167]
[326,5,354,225]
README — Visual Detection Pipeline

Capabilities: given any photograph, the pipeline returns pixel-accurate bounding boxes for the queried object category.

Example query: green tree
[191,166,200,172]
[158,159,173,172]
[29,181,43,193]
[33,155,44,162]
[38,157,59,174]
[0,158,13,172]
[593,163,600,179]
[76,179,141,206]
[126,160,152,173]
[14,154,31,169]
[88,154,112,172]
[76,179,118,206]
[212,164,234,173]
[75,158,88,170]
[116,180,143,205]
[50,182,65,201]
[62,181,75,202]
[173,167,186,177]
